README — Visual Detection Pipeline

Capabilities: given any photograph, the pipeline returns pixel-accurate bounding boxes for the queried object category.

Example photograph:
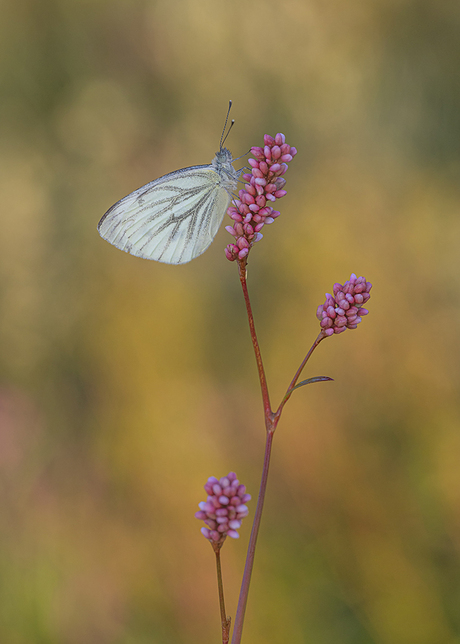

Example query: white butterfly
[97,105,241,264]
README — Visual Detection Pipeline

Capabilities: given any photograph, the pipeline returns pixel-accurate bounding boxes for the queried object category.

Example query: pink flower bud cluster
[225,134,297,261]
[317,274,372,336]
[195,472,251,542]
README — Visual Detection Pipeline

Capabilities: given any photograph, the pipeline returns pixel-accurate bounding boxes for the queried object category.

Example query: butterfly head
[213,147,233,167]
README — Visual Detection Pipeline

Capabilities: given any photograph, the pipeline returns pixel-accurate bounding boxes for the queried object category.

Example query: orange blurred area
[1,0,460,642]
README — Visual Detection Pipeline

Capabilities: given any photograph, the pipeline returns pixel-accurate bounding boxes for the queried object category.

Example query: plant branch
[231,428,275,644]
[274,333,325,421]
[212,542,231,644]
[238,260,273,424]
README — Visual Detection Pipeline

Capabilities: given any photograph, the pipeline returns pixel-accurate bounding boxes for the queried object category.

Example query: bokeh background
[1,0,460,642]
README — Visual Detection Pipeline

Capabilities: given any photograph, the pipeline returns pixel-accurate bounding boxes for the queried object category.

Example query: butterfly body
[98,147,240,264]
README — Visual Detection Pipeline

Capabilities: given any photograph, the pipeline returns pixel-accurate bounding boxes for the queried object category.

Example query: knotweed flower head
[317,273,372,336]
[195,472,251,543]
[225,134,297,262]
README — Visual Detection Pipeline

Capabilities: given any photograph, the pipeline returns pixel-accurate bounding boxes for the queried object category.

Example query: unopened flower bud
[317,274,372,336]
[196,472,251,544]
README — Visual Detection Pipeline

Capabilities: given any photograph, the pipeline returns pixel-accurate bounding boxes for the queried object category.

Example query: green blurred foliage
[1,0,460,642]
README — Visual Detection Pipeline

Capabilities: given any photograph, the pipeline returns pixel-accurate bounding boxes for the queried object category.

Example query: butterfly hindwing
[98,165,233,264]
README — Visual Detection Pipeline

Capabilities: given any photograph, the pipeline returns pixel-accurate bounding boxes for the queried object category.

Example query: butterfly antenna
[233,148,251,162]
[220,100,234,150]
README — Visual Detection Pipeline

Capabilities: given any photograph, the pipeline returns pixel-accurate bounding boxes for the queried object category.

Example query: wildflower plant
[98,122,372,644]
[197,134,372,644]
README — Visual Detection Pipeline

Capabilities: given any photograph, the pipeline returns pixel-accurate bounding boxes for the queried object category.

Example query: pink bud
[250,147,264,158]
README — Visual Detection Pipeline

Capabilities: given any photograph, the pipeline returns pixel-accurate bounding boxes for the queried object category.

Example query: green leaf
[282,376,333,403]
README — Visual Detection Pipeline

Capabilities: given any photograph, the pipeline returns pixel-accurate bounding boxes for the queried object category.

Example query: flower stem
[232,263,323,644]
[231,260,276,644]
[212,542,231,644]
[231,428,275,644]
[274,333,324,421]
[238,260,273,425]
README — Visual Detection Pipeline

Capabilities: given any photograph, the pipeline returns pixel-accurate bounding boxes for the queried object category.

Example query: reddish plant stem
[274,333,325,422]
[231,427,274,644]
[232,260,275,644]
[237,260,273,426]
[212,542,231,644]
[231,261,323,644]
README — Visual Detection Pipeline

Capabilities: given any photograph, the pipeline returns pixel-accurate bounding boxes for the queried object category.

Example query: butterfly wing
[98,165,233,264]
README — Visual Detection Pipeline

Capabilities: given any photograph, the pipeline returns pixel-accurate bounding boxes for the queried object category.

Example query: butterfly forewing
[98,148,239,264]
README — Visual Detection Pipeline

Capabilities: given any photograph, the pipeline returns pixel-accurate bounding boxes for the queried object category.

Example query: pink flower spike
[225,132,297,261]
[317,274,372,337]
[196,472,251,544]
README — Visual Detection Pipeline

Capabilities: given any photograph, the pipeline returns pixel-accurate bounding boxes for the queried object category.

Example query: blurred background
[1,0,460,642]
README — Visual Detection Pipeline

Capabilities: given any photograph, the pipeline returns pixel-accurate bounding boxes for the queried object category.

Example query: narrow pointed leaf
[282,376,333,404]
